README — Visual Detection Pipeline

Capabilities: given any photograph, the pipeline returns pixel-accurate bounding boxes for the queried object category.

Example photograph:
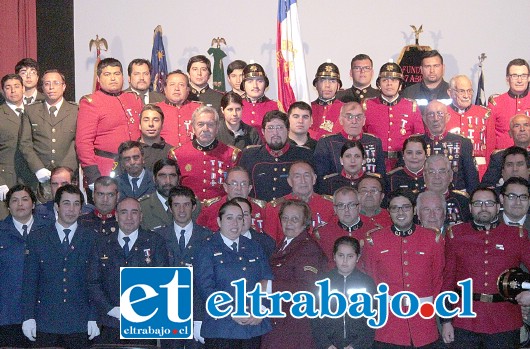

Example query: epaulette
[452,189,470,198]
[322,194,333,202]
[190,100,202,105]
[249,197,266,209]
[361,99,368,111]
[230,146,241,163]
[277,100,285,113]
[492,148,505,155]
[244,144,261,150]
[519,225,525,238]
[446,224,458,239]
[123,90,140,100]
[403,98,418,112]
[365,172,382,179]
[202,196,222,207]
[293,144,311,150]
[320,133,336,139]
[81,94,93,103]
[138,194,151,202]
[427,227,443,243]
[364,225,383,245]
[323,173,339,180]
[363,132,377,138]
[66,100,79,106]
[168,146,178,160]
[387,167,404,175]
[488,94,499,106]
[212,89,224,95]
[269,197,286,208]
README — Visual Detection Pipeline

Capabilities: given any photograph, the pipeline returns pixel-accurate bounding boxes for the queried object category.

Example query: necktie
[178,229,186,252]
[140,93,147,105]
[131,177,140,195]
[123,236,131,256]
[15,108,23,117]
[49,106,57,118]
[24,97,33,105]
[231,241,238,252]
[62,229,71,252]
[166,200,171,214]
[508,221,520,226]
[280,239,288,252]
[22,224,28,240]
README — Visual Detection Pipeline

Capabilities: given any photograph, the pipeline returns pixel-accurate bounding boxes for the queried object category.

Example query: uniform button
[203,179,207,183]
[274,168,278,172]
[203,170,206,173]
[242,267,246,271]
[403,261,409,266]
[52,128,56,133]
[274,178,277,181]
[390,122,393,126]
[52,149,56,154]
[403,239,407,243]
[51,160,55,164]
[485,231,490,235]
[484,250,488,254]
[389,114,393,118]
[403,250,407,254]
[239,257,243,261]
[203,189,206,192]
[64,289,67,293]
[251,120,255,124]
[406,284,410,288]
[485,271,489,275]
[404,272,409,276]
[52,139,56,142]
[64,257,67,261]
[272,188,276,191]
[275,158,279,162]
[484,260,488,264]
[484,283,488,287]
[388,138,392,142]
[63,278,67,282]
[63,268,67,272]
[64,299,67,303]
[252,111,256,115]
[485,240,489,244]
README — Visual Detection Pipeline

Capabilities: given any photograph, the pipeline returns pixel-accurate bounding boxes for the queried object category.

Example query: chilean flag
[277,0,309,110]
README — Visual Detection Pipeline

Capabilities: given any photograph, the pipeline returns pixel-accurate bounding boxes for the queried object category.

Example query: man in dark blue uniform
[314,101,386,188]
[88,197,168,345]
[21,184,98,348]
[336,54,379,103]
[420,100,479,193]
[155,186,212,349]
[0,185,47,347]
[79,176,119,235]
[116,140,156,200]
[239,110,313,202]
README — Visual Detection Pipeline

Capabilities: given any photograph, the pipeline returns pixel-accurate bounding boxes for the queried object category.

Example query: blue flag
[150,25,168,93]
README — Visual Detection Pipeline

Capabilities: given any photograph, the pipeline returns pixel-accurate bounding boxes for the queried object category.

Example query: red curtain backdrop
[0,0,37,77]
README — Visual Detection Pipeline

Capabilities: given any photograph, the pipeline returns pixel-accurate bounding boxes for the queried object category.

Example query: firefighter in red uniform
[313,186,381,269]
[358,176,393,228]
[76,58,142,186]
[441,187,530,348]
[487,58,530,156]
[363,61,424,170]
[198,166,267,233]
[447,75,491,178]
[168,105,240,201]
[156,70,201,147]
[264,160,335,243]
[310,62,344,139]
[240,63,280,134]
[360,189,445,348]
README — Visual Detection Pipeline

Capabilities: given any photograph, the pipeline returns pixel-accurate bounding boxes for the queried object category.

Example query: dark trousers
[0,324,33,348]
[446,328,519,349]
[160,338,204,349]
[373,340,440,349]
[97,325,157,346]
[204,336,261,349]
[34,331,89,349]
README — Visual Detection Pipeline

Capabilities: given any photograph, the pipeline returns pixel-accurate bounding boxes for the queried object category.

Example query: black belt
[94,148,118,159]
[383,151,400,159]
[456,289,506,303]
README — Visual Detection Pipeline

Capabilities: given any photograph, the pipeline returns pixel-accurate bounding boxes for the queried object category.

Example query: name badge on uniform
[214,252,223,257]
[380,249,389,254]
[416,251,425,255]
[495,244,505,250]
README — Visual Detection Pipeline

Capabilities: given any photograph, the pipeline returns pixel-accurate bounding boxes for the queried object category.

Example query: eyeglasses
[280,216,301,224]
[424,111,447,119]
[264,125,286,131]
[452,89,473,96]
[341,113,365,121]
[352,66,372,72]
[503,193,530,201]
[334,202,359,211]
[358,188,380,195]
[471,200,497,207]
[19,69,38,77]
[43,81,64,88]
[426,169,450,176]
[226,181,250,188]
[420,207,445,215]
[388,204,413,213]
[508,74,529,80]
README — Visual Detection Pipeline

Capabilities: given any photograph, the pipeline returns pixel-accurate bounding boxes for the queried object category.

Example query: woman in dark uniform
[319,140,368,195]
[217,92,261,149]
[195,199,272,349]
[388,135,427,193]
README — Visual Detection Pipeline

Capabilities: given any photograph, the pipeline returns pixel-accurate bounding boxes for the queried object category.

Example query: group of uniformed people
[1,49,530,349]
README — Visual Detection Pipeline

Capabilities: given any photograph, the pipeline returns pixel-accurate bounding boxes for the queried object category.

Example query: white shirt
[13,216,34,237]
[242,230,252,239]
[128,169,146,191]
[56,221,78,244]
[118,229,139,248]
[157,191,169,211]
[6,101,24,115]
[45,98,64,116]
[281,237,294,250]
[174,221,193,247]
[220,233,240,251]
[503,212,526,226]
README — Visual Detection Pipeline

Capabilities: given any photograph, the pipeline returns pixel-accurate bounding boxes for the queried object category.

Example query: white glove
[35,168,52,183]
[107,306,120,319]
[0,185,9,201]
[193,321,204,344]
[22,319,37,341]
[87,321,100,340]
